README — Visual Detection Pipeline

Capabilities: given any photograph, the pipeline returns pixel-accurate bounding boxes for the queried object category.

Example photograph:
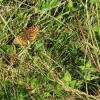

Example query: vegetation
[0,0,100,99]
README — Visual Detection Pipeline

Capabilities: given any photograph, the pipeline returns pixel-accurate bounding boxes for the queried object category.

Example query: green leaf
[93,25,100,36]
[68,0,73,9]
[84,72,91,81]
[63,71,72,82]
[89,68,97,73]
[55,84,62,96]
[70,80,81,88]
[31,78,39,89]
[37,0,60,10]
[18,94,24,100]
[86,60,91,68]
[0,45,16,54]
[34,40,44,51]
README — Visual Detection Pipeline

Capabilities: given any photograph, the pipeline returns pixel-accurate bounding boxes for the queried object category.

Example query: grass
[0,0,100,100]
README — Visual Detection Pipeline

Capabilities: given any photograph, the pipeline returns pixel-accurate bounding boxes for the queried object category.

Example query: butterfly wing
[13,35,27,45]
[29,26,40,40]
[14,26,40,45]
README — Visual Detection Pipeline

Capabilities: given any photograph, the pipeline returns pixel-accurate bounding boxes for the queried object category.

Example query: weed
[0,0,100,99]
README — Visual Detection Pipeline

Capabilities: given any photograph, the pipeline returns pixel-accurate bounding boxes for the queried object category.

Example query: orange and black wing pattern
[14,26,40,45]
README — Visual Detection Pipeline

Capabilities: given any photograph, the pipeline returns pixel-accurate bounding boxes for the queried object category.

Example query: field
[0,0,100,100]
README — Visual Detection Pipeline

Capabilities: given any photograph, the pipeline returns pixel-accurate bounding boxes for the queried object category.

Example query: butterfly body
[14,26,40,45]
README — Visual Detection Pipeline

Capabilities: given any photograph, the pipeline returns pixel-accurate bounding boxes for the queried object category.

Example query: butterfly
[14,26,40,45]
